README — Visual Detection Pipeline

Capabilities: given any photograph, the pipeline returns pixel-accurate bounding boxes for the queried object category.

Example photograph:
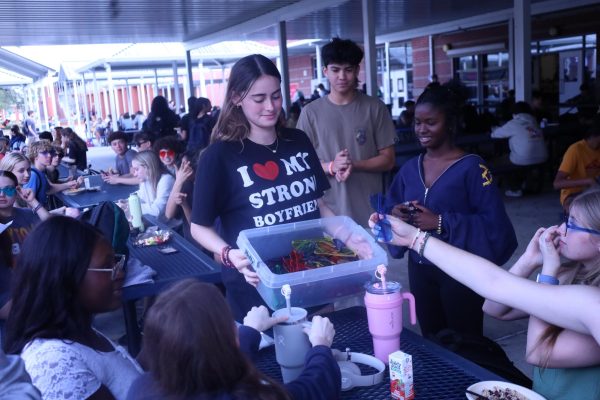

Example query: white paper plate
[466,381,546,400]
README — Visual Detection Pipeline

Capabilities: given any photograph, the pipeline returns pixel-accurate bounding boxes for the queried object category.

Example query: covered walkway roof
[2,0,597,48]
[0,48,54,84]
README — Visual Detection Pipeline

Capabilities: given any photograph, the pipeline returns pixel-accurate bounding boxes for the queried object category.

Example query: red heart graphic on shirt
[253,161,279,181]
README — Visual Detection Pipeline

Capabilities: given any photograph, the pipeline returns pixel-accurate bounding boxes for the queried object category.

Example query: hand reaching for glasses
[538,225,562,277]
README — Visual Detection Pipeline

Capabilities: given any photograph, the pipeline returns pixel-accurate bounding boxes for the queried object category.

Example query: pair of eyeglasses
[564,216,600,236]
[0,186,17,197]
[159,149,175,158]
[136,140,148,147]
[40,150,56,157]
[88,254,126,280]
[369,193,393,242]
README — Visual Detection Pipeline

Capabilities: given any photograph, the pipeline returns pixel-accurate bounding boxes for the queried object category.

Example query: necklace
[261,137,279,153]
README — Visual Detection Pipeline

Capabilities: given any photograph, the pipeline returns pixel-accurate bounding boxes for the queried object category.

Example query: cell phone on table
[158,246,178,255]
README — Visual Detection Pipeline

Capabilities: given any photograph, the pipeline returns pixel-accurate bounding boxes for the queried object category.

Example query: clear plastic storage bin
[237,216,388,310]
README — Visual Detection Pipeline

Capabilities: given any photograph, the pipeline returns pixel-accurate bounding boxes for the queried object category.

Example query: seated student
[9,125,26,152]
[127,280,340,400]
[61,127,88,171]
[165,151,196,241]
[44,145,64,184]
[0,170,48,263]
[369,201,600,400]
[481,190,600,400]
[22,141,79,208]
[3,217,143,399]
[133,132,154,152]
[554,115,600,213]
[153,135,184,175]
[491,101,549,197]
[131,151,174,218]
[102,131,139,185]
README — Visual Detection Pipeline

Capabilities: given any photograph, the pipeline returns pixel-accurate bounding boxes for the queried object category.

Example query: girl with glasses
[153,135,184,175]
[370,189,600,400]
[0,170,49,262]
[131,150,174,219]
[3,217,142,399]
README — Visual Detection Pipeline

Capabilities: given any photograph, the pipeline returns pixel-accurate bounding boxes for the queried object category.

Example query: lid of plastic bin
[364,281,401,295]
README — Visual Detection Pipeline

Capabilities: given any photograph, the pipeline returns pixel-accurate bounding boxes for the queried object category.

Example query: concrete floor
[88,145,564,379]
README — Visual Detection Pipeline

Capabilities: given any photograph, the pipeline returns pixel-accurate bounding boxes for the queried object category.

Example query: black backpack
[78,201,130,255]
[187,115,214,153]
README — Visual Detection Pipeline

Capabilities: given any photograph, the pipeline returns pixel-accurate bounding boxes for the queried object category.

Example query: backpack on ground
[78,201,130,255]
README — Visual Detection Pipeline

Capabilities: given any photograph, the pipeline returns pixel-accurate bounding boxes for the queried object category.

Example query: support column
[277,20,291,114]
[40,81,49,130]
[198,60,207,97]
[93,70,102,118]
[315,44,323,83]
[126,79,134,113]
[428,35,435,78]
[153,69,159,97]
[49,80,58,125]
[72,79,82,133]
[384,42,391,105]
[361,0,377,96]
[63,81,73,128]
[514,0,531,102]
[105,63,119,131]
[81,74,91,137]
[508,18,515,91]
[185,50,194,102]
[172,61,181,113]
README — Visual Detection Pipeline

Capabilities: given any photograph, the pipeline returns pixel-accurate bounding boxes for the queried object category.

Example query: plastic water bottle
[128,193,144,231]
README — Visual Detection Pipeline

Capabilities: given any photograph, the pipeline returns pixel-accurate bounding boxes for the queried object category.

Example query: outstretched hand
[369,212,418,247]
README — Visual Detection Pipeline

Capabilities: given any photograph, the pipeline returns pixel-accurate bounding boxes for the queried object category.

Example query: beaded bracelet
[436,214,443,235]
[409,229,421,250]
[418,232,432,258]
[220,245,235,268]
[31,203,42,214]
[328,161,335,176]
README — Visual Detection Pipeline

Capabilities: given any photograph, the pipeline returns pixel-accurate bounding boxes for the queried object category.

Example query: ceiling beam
[376,0,600,44]
[183,0,349,51]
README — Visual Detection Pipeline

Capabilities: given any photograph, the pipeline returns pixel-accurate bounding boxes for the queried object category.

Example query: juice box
[389,350,414,400]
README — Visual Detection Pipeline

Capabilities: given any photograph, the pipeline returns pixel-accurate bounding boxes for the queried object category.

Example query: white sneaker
[505,189,523,198]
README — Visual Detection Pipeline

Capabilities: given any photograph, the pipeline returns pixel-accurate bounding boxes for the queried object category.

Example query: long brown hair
[212,54,285,144]
[533,189,600,366]
[141,279,290,399]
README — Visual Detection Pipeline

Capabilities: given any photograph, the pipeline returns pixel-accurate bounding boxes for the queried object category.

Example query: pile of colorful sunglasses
[265,237,359,274]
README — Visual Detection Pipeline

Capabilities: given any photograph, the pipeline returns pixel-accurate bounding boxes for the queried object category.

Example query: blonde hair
[132,150,165,199]
[0,152,30,174]
[534,189,600,366]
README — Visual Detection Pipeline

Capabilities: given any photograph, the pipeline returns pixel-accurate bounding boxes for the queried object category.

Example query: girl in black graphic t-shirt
[190,54,332,320]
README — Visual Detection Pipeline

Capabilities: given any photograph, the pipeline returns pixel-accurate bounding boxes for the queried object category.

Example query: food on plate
[482,386,529,400]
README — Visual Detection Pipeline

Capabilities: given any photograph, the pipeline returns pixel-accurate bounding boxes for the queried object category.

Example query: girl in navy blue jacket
[127,280,341,400]
[387,85,517,339]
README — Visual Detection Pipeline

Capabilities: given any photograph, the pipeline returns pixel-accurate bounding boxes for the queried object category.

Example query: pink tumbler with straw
[364,280,416,364]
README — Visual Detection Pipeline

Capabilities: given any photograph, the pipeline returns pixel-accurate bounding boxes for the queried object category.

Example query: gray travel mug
[272,307,312,383]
